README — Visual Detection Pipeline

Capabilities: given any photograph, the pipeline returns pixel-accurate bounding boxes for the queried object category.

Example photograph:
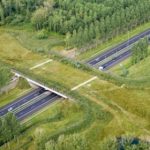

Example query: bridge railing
[12,69,68,99]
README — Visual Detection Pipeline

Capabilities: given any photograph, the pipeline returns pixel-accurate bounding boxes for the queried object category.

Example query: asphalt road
[101,50,132,70]
[87,29,150,67]
[16,93,60,120]
[0,87,44,116]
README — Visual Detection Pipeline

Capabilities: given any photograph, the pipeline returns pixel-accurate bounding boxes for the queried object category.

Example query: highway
[0,87,44,116]
[0,87,60,120]
[16,93,59,120]
[101,50,131,70]
[87,28,150,69]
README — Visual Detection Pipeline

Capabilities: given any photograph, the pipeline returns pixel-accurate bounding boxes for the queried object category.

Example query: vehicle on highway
[99,66,104,70]
[8,107,13,112]
[87,29,150,70]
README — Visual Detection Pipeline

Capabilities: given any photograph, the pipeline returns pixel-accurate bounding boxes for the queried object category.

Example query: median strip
[71,76,97,91]
[12,92,51,114]
[30,59,53,70]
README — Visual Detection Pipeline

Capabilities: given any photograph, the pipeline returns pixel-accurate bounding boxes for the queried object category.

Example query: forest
[1,0,150,47]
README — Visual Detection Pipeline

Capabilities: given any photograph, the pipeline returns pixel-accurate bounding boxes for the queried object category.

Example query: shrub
[36,29,48,39]
[17,77,31,89]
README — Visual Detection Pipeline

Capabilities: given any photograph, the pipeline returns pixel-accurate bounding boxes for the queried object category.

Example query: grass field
[0,31,93,89]
[0,32,48,68]
[76,78,150,135]
[0,25,65,51]
[0,100,86,150]
[110,47,150,78]
[0,27,150,150]
[13,30,65,52]
[127,56,150,79]
[32,61,93,89]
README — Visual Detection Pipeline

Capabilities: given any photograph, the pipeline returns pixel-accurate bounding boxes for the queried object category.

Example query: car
[99,66,104,70]
[8,107,13,112]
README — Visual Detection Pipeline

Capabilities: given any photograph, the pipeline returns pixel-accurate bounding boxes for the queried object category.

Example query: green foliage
[131,37,149,65]
[120,65,129,77]
[99,138,118,150]
[17,77,31,89]
[45,134,89,150]
[0,64,11,88]
[10,66,112,150]
[0,112,21,146]
[0,0,150,48]
[100,137,150,150]
[36,29,48,39]
[31,8,48,30]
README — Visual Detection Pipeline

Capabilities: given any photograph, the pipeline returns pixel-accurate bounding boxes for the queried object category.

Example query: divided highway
[0,87,43,116]
[16,93,59,120]
[87,29,150,70]
[0,87,60,120]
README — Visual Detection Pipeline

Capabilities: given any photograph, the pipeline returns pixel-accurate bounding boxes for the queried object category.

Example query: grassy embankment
[0,28,149,149]
[110,46,150,76]
[0,30,112,150]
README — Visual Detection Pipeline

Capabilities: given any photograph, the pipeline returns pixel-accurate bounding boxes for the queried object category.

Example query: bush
[99,136,150,150]
[17,77,31,89]
[0,64,11,88]
[36,29,48,39]
[10,15,25,25]
[45,134,90,150]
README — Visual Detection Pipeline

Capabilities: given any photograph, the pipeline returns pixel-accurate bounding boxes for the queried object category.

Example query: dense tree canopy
[0,113,21,146]
[131,37,149,64]
[1,0,150,47]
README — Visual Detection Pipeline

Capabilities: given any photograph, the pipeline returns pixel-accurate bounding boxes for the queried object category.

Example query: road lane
[101,50,132,70]
[0,87,45,116]
[16,93,60,120]
[87,29,150,67]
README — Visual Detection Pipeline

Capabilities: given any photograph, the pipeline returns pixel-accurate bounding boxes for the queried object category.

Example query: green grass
[0,100,86,150]
[0,25,65,53]
[109,57,131,75]
[77,79,150,128]
[13,30,65,52]
[77,22,150,61]
[0,31,93,89]
[0,26,150,150]
[32,61,93,89]
[0,32,48,68]
[111,47,150,78]
[127,55,150,78]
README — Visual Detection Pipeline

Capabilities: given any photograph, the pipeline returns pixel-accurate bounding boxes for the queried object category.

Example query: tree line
[1,0,150,48]
[0,113,21,146]
[131,37,149,65]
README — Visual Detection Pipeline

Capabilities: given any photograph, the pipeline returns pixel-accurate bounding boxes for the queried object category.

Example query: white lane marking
[71,76,97,91]
[30,59,53,70]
